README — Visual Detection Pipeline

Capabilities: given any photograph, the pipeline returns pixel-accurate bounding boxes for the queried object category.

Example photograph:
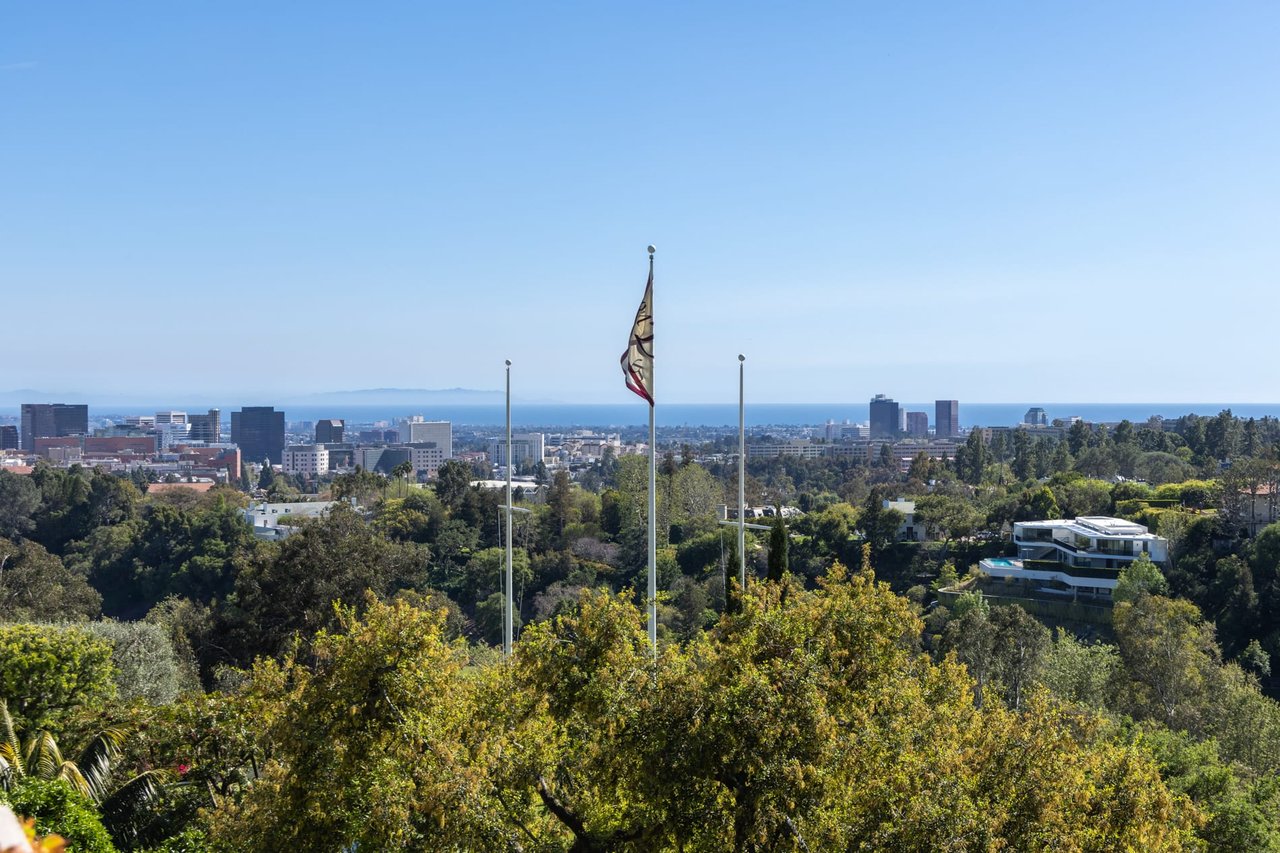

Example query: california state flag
[620,266,654,405]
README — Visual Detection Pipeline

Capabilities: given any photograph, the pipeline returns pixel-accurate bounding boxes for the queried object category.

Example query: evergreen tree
[257,461,275,491]
[724,535,742,615]
[766,512,788,582]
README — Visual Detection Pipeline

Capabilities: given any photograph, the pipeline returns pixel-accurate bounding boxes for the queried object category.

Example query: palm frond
[26,731,65,782]
[0,701,21,778]
[55,760,94,801]
[74,729,124,799]
[99,769,168,835]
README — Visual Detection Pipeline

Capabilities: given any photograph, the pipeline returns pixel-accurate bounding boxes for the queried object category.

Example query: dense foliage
[1,410,1279,847]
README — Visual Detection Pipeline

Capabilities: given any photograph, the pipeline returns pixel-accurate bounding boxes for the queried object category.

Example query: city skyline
[4,3,1279,403]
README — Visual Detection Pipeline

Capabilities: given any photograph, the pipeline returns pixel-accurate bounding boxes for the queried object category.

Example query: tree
[766,513,788,582]
[221,505,426,665]
[987,605,1050,710]
[0,472,40,541]
[669,464,719,539]
[1018,486,1061,521]
[0,778,117,853]
[433,460,473,510]
[543,469,575,546]
[0,626,116,731]
[724,535,743,615]
[80,622,184,706]
[1136,452,1197,486]
[1067,420,1090,455]
[957,429,989,485]
[914,494,982,546]
[1073,447,1116,479]
[0,700,163,848]
[209,598,485,851]
[1039,634,1121,709]
[1113,594,1218,731]
[331,468,386,505]
[1053,477,1112,518]
[198,568,1199,850]
[858,496,904,552]
[0,538,100,622]
[1011,429,1033,481]
[1114,553,1169,603]
[28,467,139,555]
[1239,639,1271,678]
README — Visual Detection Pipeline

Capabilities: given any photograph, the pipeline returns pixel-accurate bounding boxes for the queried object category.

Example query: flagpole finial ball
[647,244,656,255]
[739,354,745,362]
[505,360,511,367]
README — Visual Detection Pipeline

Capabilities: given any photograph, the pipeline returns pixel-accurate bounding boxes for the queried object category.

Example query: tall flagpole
[738,354,746,593]
[647,245,657,655]
[504,359,513,659]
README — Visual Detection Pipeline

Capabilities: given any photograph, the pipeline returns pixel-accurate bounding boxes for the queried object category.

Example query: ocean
[7,402,1277,430]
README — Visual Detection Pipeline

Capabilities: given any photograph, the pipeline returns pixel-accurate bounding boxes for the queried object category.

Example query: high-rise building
[398,417,452,457]
[20,403,88,451]
[905,411,929,438]
[189,409,221,443]
[155,411,188,426]
[282,445,330,478]
[0,425,17,450]
[1024,407,1048,427]
[315,419,345,443]
[231,406,286,465]
[869,395,900,439]
[935,400,959,438]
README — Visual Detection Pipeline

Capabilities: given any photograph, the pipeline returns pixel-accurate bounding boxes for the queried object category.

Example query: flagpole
[647,245,657,655]
[738,354,746,593]
[504,359,513,659]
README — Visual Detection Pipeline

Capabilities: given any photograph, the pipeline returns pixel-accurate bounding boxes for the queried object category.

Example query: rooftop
[1016,516,1159,540]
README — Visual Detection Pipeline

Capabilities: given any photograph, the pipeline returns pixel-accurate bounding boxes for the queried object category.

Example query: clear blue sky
[3,2,1278,404]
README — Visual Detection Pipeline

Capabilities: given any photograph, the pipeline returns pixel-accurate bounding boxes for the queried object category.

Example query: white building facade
[489,432,545,469]
[282,444,330,478]
[979,515,1169,599]
[398,417,452,456]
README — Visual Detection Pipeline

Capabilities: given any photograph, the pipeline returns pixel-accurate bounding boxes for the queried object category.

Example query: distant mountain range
[286,388,506,405]
[0,387,511,409]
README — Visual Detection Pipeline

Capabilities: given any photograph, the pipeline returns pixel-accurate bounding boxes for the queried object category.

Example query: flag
[620,265,654,405]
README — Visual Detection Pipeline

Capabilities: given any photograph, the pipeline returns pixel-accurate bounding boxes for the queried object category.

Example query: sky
[2,2,1279,404]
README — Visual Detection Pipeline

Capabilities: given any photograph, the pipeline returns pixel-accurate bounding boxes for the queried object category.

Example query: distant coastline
[4,402,1280,430]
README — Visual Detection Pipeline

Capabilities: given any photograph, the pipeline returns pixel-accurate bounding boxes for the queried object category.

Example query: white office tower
[398,416,453,457]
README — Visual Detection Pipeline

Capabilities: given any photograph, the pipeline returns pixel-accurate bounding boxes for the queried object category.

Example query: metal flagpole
[738,354,746,593]
[647,246,657,655]
[504,359,513,659]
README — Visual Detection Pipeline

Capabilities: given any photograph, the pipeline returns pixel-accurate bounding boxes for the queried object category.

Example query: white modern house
[884,499,927,542]
[979,516,1168,599]
[244,500,338,541]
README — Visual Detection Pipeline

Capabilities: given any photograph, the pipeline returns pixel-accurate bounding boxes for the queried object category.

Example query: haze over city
[4,2,1280,403]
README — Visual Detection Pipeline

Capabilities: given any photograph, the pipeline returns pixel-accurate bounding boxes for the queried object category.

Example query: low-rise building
[244,500,339,540]
[747,440,826,460]
[884,499,926,541]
